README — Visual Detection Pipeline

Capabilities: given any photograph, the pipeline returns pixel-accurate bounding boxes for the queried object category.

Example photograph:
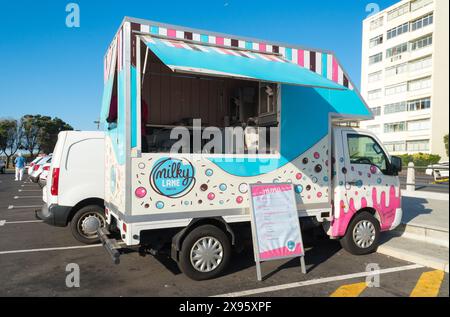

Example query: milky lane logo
[150,158,196,198]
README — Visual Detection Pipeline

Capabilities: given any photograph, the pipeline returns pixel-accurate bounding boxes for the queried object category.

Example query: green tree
[444,134,449,157]
[0,119,23,168]
[38,117,73,154]
[21,115,45,157]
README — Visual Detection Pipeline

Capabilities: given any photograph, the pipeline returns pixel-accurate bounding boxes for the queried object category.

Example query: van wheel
[70,205,106,244]
[178,225,231,281]
[340,212,380,255]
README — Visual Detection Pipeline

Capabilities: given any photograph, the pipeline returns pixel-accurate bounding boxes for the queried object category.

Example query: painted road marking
[410,270,445,297]
[0,220,43,226]
[330,282,367,297]
[212,264,423,297]
[14,196,41,199]
[0,244,102,255]
[0,242,127,255]
[8,205,41,210]
[18,189,40,192]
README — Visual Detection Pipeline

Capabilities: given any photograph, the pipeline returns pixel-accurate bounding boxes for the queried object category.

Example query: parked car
[29,155,52,183]
[27,155,46,175]
[0,159,6,174]
[426,161,449,180]
[37,131,106,244]
[38,162,51,188]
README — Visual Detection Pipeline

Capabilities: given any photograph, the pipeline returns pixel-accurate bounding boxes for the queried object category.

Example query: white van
[37,131,106,244]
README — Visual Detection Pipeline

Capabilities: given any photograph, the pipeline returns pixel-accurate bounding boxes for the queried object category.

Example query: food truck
[98,17,403,280]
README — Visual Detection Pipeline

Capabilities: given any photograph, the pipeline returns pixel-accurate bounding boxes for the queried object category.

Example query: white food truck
[98,18,403,280]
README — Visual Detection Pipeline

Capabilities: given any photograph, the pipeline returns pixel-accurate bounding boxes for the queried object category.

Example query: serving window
[140,47,280,155]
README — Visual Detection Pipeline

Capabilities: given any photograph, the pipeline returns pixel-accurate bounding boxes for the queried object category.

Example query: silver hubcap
[190,236,223,273]
[353,220,376,249]
[78,212,105,238]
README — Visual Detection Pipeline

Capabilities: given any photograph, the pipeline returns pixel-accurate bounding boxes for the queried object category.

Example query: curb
[393,223,449,248]
[402,190,449,201]
[377,244,449,273]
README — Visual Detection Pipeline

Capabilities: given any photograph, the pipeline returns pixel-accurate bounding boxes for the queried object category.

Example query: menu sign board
[249,183,306,280]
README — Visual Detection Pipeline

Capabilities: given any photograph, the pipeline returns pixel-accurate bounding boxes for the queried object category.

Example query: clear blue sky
[0,0,397,131]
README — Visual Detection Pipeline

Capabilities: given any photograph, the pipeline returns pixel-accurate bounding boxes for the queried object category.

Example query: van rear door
[45,132,67,206]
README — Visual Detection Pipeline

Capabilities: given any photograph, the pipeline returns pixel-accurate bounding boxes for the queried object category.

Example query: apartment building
[360,0,449,160]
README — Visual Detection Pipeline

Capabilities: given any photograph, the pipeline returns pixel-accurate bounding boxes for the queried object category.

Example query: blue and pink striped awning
[142,36,345,90]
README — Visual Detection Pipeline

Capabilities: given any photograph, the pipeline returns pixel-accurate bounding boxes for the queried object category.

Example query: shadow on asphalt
[134,228,342,280]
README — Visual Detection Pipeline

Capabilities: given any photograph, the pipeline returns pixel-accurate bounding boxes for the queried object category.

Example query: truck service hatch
[141,36,345,90]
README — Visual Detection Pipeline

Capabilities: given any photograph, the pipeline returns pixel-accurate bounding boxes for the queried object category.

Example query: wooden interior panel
[141,48,259,128]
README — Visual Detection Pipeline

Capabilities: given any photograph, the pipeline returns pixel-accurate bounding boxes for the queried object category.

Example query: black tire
[340,211,380,255]
[178,225,231,281]
[69,205,106,244]
[0,167,5,174]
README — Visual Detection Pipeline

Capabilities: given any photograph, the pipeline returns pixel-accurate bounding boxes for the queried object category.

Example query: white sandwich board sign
[249,183,306,281]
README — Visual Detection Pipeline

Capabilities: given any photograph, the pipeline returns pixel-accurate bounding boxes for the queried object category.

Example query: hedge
[398,153,441,167]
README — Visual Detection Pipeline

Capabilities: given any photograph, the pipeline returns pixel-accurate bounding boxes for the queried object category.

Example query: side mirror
[390,156,402,175]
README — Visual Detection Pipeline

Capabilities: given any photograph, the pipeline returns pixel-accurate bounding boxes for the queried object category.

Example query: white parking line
[14,196,41,199]
[0,220,43,226]
[0,244,103,255]
[8,205,41,210]
[211,264,424,297]
[18,189,41,192]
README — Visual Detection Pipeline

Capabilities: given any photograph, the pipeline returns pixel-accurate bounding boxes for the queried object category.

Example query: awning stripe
[142,37,345,90]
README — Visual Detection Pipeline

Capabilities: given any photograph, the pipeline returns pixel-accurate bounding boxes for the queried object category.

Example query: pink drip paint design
[331,186,401,237]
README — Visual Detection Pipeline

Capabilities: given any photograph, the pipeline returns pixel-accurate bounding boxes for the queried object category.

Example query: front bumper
[36,203,72,227]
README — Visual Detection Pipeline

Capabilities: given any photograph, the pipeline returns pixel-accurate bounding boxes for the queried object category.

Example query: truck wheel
[340,211,380,255]
[70,205,106,244]
[178,225,231,281]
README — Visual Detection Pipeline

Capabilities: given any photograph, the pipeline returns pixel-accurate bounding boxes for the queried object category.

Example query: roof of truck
[105,17,359,93]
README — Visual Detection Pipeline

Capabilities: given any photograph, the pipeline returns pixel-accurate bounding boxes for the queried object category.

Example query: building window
[411,0,433,12]
[368,89,382,100]
[408,119,431,131]
[385,63,408,77]
[384,102,407,114]
[369,35,384,48]
[384,122,406,133]
[387,22,409,40]
[411,13,434,31]
[368,71,383,83]
[384,142,406,152]
[367,124,381,134]
[369,52,383,65]
[370,16,384,31]
[371,106,382,116]
[385,83,407,96]
[408,77,432,91]
[386,42,408,58]
[408,97,431,111]
[387,3,410,21]
[410,34,433,51]
[407,139,430,152]
[409,55,432,72]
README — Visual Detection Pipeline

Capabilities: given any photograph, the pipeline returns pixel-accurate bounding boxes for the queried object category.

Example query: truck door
[338,129,401,231]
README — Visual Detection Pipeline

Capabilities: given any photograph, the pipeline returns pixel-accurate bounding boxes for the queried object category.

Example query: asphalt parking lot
[0,172,448,297]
